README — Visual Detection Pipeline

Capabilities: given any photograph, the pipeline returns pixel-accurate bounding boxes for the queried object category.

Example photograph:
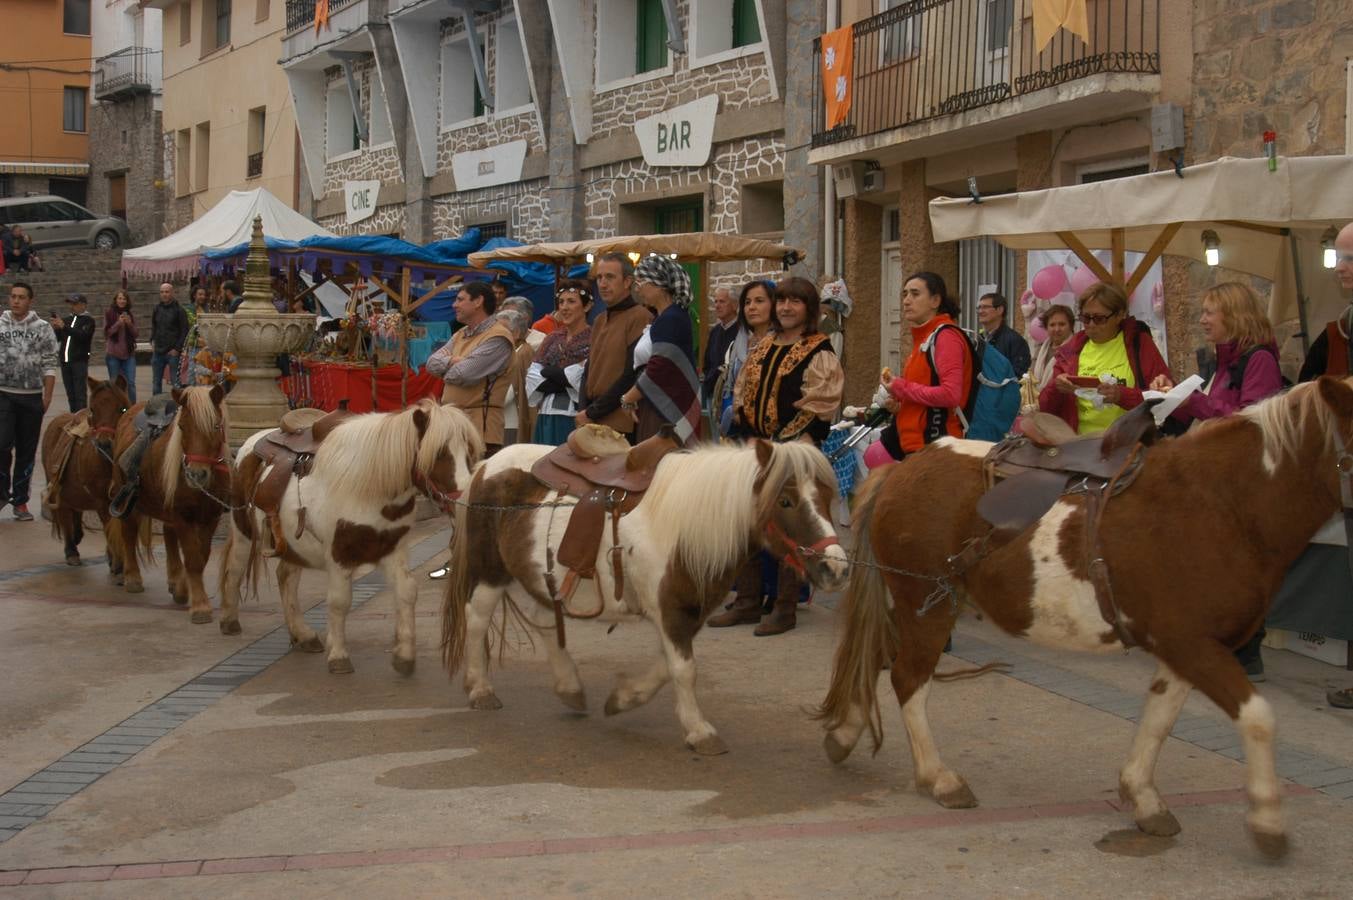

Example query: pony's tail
[814,466,898,755]
[440,496,472,676]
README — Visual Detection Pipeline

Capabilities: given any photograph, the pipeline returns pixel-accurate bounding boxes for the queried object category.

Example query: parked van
[0,195,130,250]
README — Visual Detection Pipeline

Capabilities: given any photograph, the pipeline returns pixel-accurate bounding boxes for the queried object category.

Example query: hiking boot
[12,505,34,522]
[1327,687,1353,710]
[755,564,801,637]
[708,561,763,628]
[1243,656,1266,684]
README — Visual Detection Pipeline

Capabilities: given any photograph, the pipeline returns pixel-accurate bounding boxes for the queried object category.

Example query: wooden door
[109,174,127,220]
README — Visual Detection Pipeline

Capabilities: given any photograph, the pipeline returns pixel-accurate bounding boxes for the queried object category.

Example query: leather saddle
[978,403,1159,537]
[110,396,179,518]
[248,404,355,556]
[530,424,682,618]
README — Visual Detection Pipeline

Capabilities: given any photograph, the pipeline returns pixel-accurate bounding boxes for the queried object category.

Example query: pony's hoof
[219,619,242,636]
[934,783,978,809]
[124,580,143,594]
[603,693,625,717]
[172,592,189,606]
[190,610,213,624]
[1251,829,1289,860]
[111,572,123,585]
[470,693,503,711]
[292,636,324,653]
[65,555,81,567]
[1136,811,1181,838]
[687,734,729,756]
[392,655,416,677]
[328,657,355,675]
[557,689,587,712]
[823,732,853,765]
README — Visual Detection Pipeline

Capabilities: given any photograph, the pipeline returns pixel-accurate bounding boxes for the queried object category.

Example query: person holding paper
[1038,281,1170,435]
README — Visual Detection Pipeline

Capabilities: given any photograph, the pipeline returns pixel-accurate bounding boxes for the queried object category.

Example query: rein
[764,518,839,577]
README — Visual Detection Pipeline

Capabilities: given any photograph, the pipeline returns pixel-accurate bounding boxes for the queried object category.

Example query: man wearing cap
[48,293,96,412]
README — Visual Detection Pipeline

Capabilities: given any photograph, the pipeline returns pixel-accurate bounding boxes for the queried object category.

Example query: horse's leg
[1158,640,1287,858]
[604,653,671,716]
[179,525,213,624]
[323,567,356,674]
[96,509,119,576]
[463,582,507,709]
[1118,662,1191,837]
[513,586,586,711]
[382,548,417,676]
[278,560,322,651]
[119,511,144,593]
[60,508,82,565]
[891,608,975,808]
[654,622,725,756]
[217,527,243,636]
[163,526,187,606]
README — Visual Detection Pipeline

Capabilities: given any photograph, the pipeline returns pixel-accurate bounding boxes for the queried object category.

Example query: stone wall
[87,94,166,246]
[317,202,407,237]
[430,178,551,242]
[842,199,883,404]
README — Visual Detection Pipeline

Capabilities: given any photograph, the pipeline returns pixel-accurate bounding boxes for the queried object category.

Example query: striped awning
[0,161,90,176]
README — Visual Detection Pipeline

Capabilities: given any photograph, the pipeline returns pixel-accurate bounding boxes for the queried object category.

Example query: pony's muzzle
[810,543,850,592]
[184,464,212,490]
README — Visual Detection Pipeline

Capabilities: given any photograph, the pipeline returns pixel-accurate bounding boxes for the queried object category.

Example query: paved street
[3,375,1353,896]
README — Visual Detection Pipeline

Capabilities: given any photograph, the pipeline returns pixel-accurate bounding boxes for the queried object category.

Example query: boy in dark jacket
[150,283,188,395]
[48,293,96,411]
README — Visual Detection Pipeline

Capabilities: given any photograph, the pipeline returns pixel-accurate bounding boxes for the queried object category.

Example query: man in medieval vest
[575,252,653,440]
[1299,221,1353,381]
[426,281,514,452]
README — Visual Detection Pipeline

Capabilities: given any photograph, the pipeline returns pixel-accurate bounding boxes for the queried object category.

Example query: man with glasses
[976,291,1031,379]
[1299,221,1353,381]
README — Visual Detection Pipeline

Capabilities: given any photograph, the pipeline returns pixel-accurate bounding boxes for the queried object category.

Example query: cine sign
[635,95,719,168]
[344,180,380,225]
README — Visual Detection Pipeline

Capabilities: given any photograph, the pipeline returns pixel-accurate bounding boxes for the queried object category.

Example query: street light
[1322,227,1339,269]
[1201,229,1220,267]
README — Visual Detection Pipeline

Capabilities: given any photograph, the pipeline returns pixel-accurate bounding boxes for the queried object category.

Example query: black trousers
[0,390,44,507]
[61,360,89,412]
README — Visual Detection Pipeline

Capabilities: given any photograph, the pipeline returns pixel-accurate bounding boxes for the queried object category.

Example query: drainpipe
[822,2,838,277]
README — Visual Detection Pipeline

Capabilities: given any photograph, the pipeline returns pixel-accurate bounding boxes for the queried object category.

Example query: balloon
[1031,265,1067,301]
[1019,288,1037,318]
[1151,282,1165,318]
[1027,314,1048,344]
[1068,264,1102,297]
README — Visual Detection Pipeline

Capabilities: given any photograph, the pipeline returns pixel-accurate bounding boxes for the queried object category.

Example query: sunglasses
[1079,312,1119,325]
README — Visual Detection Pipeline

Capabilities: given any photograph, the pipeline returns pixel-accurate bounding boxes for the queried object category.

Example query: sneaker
[1327,687,1353,710]
[1243,656,1266,684]
[13,505,34,522]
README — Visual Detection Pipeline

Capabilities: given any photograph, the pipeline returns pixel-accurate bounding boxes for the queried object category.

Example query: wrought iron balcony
[811,0,1161,149]
[95,46,156,101]
[286,0,367,34]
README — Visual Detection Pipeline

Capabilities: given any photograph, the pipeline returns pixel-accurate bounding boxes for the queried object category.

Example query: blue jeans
[150,352,180,395]
[106,356,137,404]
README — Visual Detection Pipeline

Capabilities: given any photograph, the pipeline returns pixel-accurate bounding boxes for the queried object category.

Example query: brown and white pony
[110,385,232,623]
[219,400,482,675]
[39,376,129,568]
[441,439,850,754]
[818,376,1353,859]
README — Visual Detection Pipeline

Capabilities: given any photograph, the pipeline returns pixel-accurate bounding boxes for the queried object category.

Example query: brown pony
[109,385,232,623]
[39,376,130,568]
[818,376,1353,859]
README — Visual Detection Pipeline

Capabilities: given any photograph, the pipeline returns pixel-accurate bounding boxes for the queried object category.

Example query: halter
[412,467,463,514]
[763,518,840,576]
[182,415,232,476]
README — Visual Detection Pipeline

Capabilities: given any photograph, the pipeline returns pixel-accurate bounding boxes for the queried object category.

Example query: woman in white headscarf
[619,255,702,445]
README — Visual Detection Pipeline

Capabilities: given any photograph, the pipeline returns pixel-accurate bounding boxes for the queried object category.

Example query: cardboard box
[1267,629,1351,668]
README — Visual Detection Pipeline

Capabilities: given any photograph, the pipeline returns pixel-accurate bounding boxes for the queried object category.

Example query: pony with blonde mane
[817,376,1353,859]
[220,400,482,675]
[441,439,850,754]
[109,385,232,623]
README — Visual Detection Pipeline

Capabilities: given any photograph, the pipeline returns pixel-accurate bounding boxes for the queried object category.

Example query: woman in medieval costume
[619,255,702,446]
[711,276,844,636]
[526,280,593,445]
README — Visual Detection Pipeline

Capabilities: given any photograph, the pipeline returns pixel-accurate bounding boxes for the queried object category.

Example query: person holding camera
[48,293,96,412]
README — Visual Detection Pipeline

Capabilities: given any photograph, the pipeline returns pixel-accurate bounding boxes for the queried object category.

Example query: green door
[653,199,703,359]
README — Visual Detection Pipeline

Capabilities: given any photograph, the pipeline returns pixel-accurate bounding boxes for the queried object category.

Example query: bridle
[412,456,464,514]
[763,517,840,577]
[182,417,232,476]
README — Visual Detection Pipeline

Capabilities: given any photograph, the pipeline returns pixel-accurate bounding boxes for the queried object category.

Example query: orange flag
[314,0,331,36]
[1032,0,1089,52]
[820,26,854,130]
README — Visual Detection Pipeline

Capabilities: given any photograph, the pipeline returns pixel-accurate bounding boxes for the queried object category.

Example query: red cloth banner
[280,363,442,413]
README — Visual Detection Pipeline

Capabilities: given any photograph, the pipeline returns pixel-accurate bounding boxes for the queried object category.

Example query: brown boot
[707,559,764,627]
[754,563,802,636]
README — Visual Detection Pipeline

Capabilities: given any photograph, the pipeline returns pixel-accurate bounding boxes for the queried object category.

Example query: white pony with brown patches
[441,439,850,754]
[818,377,1353,859]
[220,400,483,675]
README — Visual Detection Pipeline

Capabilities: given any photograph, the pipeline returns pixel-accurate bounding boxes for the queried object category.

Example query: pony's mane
[313,400,483,502]
[639,440,836,586]
[1235,379,1340,473]
[160,387,225,505]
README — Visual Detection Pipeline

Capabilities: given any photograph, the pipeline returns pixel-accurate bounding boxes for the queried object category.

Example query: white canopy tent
[928,155,1353,351]
[122,188,333,280]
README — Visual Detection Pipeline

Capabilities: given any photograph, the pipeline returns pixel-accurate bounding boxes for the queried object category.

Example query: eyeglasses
[1079,312,1119,325]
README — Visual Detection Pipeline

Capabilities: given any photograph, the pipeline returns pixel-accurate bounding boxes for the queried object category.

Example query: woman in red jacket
[1038,281,1171,435]
[865,271,973,467]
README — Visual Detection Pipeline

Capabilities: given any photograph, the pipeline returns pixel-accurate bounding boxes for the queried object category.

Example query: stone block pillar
[1014,131,1054,331]
[842,199,882,404]
[782,0,824,278]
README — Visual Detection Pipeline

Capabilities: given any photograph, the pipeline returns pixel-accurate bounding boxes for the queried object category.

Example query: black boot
[1235,627,1266,683]
[755,563,800,636]
[708,559,764,627]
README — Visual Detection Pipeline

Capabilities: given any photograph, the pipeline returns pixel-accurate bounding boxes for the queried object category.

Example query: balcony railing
[247,152,264,178]
[95,46,156,101]
[285,0,366,33]
[811,0,1160,148]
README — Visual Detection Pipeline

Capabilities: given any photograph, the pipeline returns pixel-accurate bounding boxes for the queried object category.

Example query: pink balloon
[1027,314,1048,344]
[1031,265,1067,301]
[1068,264,1102,297]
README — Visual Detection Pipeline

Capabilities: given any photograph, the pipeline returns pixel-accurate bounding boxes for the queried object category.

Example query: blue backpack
[922,324,1021,442]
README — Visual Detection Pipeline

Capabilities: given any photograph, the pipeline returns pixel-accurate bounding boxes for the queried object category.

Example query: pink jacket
[1175,340,1283,422]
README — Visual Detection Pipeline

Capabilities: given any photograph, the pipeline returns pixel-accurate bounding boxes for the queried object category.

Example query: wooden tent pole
[1055,232,1115,284]
[1124,223,1182,295]
[400,265,411,408]
[1111,228,1126,285]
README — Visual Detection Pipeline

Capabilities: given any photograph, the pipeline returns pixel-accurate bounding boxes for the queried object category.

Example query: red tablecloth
[281,362,442,412]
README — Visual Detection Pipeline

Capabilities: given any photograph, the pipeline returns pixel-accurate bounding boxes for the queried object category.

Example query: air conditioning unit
[861,169,885,194]
[832,162,865,198]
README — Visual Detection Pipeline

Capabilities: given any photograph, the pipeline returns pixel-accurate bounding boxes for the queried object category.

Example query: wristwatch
[620,400,638,410]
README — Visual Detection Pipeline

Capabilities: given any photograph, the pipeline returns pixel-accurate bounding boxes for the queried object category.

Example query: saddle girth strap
[1078,443,1144,649]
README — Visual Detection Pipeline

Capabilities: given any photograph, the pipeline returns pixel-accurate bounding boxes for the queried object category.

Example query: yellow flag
[1032,0,1090,52]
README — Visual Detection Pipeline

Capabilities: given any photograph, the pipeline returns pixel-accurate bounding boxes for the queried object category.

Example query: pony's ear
[412,406,430,442]
[86,375,101,392]
[1317,376,1353,420]
[115,374,128,392]
[209,382,225,406]
[753,438,773,470]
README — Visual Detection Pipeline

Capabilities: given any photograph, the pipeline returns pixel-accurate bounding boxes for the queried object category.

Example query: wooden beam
[1055,232,1115,284]
[1125,223,1182,296]
[365,274,402,307]
[1215,219,1289,237]
[404,272,463,317]
[1110,228,1126,284]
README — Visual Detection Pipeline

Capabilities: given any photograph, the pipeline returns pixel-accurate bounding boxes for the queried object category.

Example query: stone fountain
[197,215,314,448]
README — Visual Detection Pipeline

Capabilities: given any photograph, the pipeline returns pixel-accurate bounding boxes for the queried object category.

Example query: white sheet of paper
[1142,374,1204,424]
